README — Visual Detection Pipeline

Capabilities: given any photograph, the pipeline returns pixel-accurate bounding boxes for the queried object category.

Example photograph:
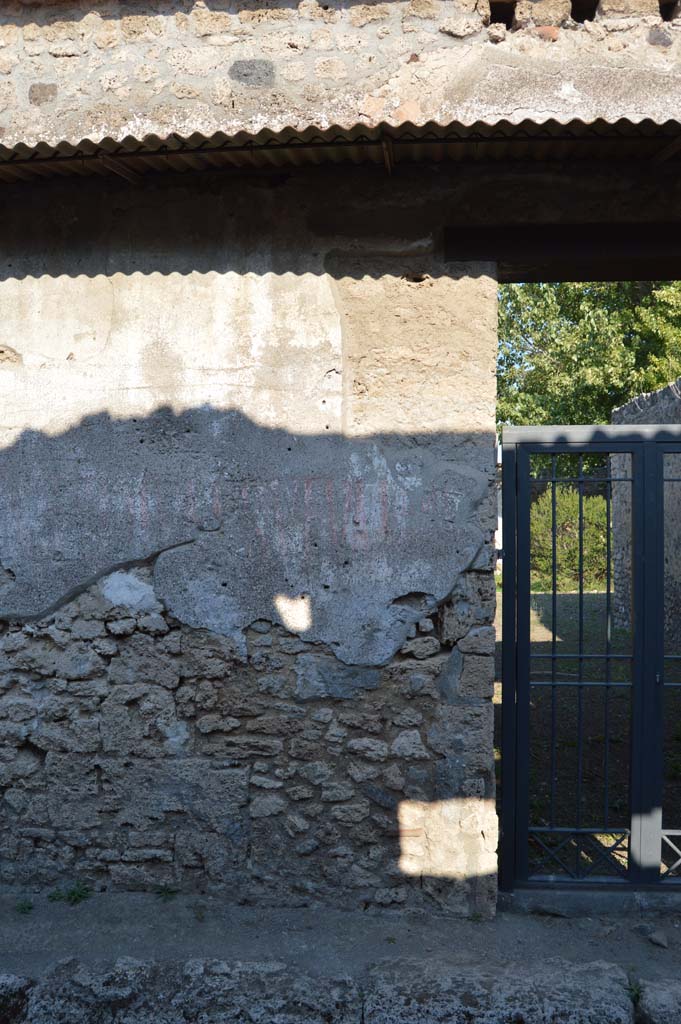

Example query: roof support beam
[445,223,681,282]
[650,135,681,165]
[97,154,142,184]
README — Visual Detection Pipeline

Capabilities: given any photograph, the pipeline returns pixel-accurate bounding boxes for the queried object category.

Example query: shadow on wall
[0,408,498,915]
[0,171,494,284]
[2,408,493,664]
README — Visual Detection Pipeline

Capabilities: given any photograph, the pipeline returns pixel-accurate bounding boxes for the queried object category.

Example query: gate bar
[499,440,518,891]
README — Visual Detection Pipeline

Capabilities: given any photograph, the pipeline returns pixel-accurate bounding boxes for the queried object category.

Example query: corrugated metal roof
[0,118,679,185]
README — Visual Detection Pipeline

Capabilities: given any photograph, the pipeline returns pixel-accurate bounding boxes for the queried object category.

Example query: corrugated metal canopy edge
[0,117,680,184]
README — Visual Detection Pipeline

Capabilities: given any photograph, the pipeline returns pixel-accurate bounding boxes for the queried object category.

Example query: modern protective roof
[0,117,680,185]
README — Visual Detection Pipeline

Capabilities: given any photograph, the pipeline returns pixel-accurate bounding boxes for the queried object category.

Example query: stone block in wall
[440,14,485,36]
[437,650,463,704]
[459,654,495,699]
[457,626,496,655]
[294,655,380,700]
[405,0,442,18]
[120,14,165,41]
[597,0,660,15]
[440,572,497,644]
[350,3,392,27]
[427,704,494,773]
[514,0,571,25]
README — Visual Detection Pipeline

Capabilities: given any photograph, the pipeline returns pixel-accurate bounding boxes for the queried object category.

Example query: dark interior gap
[489,0,516,26]
[570,0,598,20]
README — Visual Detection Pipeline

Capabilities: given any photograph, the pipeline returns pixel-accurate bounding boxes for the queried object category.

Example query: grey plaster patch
[151,436,488,665]
[0,409,489,665]
[0,419,488,667]
[294,654,380,700]
[28,83,57,107]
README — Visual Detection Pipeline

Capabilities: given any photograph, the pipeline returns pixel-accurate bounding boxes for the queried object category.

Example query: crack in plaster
[0,537,198,625]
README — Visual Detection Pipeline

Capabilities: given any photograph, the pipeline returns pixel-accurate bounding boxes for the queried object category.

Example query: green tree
[497,282,681,428]
[530,487,607,592]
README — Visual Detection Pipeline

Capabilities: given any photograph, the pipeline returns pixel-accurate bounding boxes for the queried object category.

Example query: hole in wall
[570,0,598,20]
[660,0,677,20]
[489,1,516,27]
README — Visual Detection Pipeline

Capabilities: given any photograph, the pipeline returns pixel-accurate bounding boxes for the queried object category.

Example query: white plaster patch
[100,571,160,613]
[557,81,582,104]
[274,593,312,632]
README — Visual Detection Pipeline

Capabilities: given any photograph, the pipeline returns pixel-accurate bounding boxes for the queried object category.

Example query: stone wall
[0,169,498,915]
[612,380,681,642]
[1,0,681,148]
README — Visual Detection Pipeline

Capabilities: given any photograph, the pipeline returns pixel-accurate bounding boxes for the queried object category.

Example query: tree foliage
[530,487,607,592]
[497,282,681,427]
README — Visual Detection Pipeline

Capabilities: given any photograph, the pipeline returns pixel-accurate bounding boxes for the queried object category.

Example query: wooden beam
[445,223,681,282]
[650,135,681,166]
[97,154,143,184]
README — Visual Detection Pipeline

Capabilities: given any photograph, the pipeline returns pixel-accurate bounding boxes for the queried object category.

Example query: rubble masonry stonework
[2,0,681,148]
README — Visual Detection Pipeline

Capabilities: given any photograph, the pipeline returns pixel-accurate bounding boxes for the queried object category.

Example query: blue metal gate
[501,425,681,889]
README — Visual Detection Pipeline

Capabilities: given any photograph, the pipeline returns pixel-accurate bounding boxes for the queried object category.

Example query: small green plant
[65,881,92,905]
[15,898,33,915]
[155,885,179,903]
[385,935,396,944]
[626,978,642,1007]
[48,881,92,906]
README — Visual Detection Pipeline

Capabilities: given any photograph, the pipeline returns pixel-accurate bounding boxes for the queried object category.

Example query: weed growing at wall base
[47,882,93,906]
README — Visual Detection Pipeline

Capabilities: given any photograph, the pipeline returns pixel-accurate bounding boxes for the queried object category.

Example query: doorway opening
[494,280,681,889]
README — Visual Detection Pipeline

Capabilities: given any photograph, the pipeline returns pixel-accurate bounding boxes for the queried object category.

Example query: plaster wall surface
[0,0,681,148]
[0,170,498,914]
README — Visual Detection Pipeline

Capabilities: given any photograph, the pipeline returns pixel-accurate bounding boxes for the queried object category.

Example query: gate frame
[499,424,681,892]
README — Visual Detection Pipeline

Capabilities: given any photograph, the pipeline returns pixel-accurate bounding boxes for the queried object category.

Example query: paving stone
[365,959,635,1024]
[639,978,681,1024]
[8,957,643,1024]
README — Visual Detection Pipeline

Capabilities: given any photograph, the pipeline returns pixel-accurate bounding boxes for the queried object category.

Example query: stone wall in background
[0,169,498,916]
[1,0,681,147]
[612,380,681,643]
